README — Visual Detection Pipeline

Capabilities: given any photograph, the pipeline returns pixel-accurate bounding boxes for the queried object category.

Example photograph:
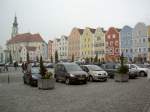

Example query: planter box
[115,73,129,82]
[38,78,55,90]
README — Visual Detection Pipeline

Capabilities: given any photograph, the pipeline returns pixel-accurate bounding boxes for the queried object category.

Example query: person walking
[21,62,26,73]
[14,62,17,71]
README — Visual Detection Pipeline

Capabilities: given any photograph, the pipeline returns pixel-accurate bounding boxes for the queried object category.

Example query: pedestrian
[14,62,17,71]
[21,62,26,73]
[4,64,8,72]
[27,61,32,74]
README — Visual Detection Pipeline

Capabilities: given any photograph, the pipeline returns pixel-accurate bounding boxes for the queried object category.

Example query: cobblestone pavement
[0,68,150,112]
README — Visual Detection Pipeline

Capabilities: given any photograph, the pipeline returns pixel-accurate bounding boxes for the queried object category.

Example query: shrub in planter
[38,56,55,90]
[115,53,129,82]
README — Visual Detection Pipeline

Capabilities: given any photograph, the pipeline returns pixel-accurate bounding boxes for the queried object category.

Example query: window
[115,41,118,46]
[143,38,146,43]
[107,35,110,39]
[116,48,119,53]
[113,34,115,39]
[97,36,101,41]
[139,48,141,52]
[110,41,113,46]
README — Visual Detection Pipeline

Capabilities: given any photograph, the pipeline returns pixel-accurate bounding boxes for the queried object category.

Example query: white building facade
[58,35,68,61]
[132,22,149,63]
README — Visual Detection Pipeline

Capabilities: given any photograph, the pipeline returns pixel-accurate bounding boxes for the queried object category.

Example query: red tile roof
[7,33,44,44]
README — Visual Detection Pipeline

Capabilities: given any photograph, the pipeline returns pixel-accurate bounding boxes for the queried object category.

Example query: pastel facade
[48,40,53,60]
[58,35,68,60]
[105,27,120,62]
[80,27,95,59]
[120,26,133,62]
[20,46,37,62]
[147,25,150,61]
[0,46,4,63]
[132,22,148,62]
[68,28,83,61]
[94,27,106,61]
[52,38,60,61]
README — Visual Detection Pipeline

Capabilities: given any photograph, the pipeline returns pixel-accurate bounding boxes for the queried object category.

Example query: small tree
[71,54,74,62]
[40,56,47,78]
[27,52,30,62]
[50,55,53,63]
[55,50,58,63]
[117,53,129,74]
[9,52,13,64]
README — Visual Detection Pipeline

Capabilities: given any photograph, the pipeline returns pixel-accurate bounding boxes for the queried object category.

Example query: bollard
[8,74,10,84]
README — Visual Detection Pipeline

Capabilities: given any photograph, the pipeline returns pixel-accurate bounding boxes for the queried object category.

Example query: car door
[59,65,67,81]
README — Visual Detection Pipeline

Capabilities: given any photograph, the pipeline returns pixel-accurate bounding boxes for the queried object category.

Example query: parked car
[23,67,41,86]
[54,62,88,84]
[80,65,108,82]
[127,64,148,77]
[125,64,138,79]
[101,63,118,78]
[46,63,54,68]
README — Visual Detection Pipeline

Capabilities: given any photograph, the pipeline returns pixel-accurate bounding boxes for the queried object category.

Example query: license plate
[79,78,85,80]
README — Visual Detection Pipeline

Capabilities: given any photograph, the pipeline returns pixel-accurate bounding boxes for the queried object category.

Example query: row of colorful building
[48,23,150,63]
[3,16,150,63]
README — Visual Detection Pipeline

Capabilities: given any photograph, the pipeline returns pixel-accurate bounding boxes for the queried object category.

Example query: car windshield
[136,64,146,68]
[31,67,40,74]
[87,65,103,71]
[65,64,83,72]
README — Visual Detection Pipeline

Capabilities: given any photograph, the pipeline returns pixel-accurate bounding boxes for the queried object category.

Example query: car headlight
[70,74,75,77]
[93,73,98,76]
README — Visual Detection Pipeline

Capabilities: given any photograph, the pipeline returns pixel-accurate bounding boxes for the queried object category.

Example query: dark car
[54,63,88,85]
[101,63,118,78]
[46,63,54,68]
[23,67,41,86]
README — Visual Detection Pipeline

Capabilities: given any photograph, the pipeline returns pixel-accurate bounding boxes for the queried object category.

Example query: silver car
[81,65,108,82]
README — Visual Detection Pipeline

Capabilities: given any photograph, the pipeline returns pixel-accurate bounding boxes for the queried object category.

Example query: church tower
[11,15,18,38]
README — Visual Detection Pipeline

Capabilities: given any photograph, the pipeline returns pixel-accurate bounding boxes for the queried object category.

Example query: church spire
[11,14,18,38]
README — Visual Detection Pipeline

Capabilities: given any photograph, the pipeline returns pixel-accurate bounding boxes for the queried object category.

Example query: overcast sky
[0,0,150,48]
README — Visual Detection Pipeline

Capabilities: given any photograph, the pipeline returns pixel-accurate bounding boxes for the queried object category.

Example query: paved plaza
[0,67,150,112]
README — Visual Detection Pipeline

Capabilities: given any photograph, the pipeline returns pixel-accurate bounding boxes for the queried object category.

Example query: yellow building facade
[80,27,95,59]
[94,27,106,61]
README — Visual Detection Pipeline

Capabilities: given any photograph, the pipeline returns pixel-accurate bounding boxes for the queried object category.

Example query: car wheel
[83,80,87,84]
[104,78,107,82]
[56,78,59,82]
[140,71,145,77]
[29,79,34,86]
[89,76,93,82]
[65,78,70,85]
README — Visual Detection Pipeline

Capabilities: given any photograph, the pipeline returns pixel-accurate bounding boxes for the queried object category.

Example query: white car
[128,64,148,76]
[81,65,108,82]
